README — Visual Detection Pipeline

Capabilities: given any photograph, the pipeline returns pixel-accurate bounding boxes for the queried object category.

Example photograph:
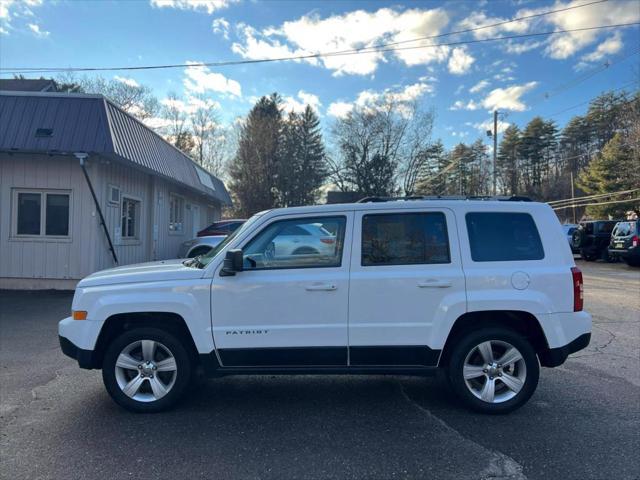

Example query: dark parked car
[197,219,246,237]
[608,220,639,267]
[571,220,619,262]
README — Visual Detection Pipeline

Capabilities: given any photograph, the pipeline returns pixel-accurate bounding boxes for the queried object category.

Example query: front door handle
[305,283,337,291]
[418,279,452,288]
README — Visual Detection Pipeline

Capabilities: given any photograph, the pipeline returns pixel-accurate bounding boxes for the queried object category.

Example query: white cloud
[469,79,490,93]
[282,90,322,114]
[27,22,49,37]
[458,1,639,59]
[481,81,537,111]
[231,23,313,64]
[543,0,638,59]
[448,47,475,75]
[150,0,239,14]
[0,26,8,35]
[457,10,530,40]
[449,99,480,111]
[327,101,354,119]
[183,61,242,97]
[212,17,229,39]
[327,81,433,118]
[504,40,544,54]
[114,76,140,88]
[161,95,220,114]
[468,119,510,134]
[580,32,623,63]
[232,7,451,76]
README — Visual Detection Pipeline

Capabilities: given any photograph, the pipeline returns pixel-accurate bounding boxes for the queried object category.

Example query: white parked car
[59,196,591,414]
[178,235,227,258]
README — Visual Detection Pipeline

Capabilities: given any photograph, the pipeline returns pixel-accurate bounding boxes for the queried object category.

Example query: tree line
[43,74,639,219]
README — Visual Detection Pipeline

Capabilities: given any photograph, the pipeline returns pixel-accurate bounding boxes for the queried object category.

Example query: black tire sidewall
[188,247,211,258]
[448,328,539,414]
[102,327,192,413]
[572,229,585,249]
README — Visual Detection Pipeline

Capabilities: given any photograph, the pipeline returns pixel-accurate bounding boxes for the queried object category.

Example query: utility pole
[570,171,576,224]
[493,110,498,196]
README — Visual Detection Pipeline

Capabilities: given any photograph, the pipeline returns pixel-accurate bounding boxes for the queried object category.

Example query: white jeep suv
[59,197,591,414]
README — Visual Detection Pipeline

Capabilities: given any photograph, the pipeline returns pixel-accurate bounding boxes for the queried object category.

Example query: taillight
[320,237,335,244]
[633,235,638,247]
[571,267,583,312]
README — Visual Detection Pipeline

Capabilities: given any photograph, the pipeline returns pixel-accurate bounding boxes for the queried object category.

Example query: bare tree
[162,92,190,149]
[80,76,159,120]
[330,98,434,196]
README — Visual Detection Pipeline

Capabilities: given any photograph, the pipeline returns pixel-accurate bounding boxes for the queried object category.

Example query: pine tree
[229,94,283,216]
[497,125,521,195]
[577,133,640,218]
[292,105,328,205]
[414,140,449,195]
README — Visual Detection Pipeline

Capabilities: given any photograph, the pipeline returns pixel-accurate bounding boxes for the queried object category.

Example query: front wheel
[447,328,539,414]
[102,328,192,412]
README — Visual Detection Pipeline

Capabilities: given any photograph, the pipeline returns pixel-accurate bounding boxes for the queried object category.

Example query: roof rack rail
[356,195,532,203]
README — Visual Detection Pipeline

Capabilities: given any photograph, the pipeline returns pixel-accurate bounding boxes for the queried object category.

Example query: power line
[548,188,640,205]
[2,22,638,74]
[378,0,609,49]
[546,82,639,119]
[552,196,640,210]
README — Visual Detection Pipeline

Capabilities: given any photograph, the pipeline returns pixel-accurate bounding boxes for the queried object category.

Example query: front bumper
[58,316,102,369]
[59,335,97,369]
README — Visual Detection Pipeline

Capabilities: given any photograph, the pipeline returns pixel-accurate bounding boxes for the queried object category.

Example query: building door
[191,205,200,238]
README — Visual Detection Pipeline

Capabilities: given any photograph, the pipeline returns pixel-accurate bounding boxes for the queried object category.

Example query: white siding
[96,160,222,265]
[0,154,223,285]
[0,153,99,280]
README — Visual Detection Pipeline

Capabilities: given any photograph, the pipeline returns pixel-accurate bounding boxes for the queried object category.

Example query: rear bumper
[539,332,591,367]
[59,335,97,369]
[608,246,639,260]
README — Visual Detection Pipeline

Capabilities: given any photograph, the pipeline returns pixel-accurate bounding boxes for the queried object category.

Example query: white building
[0,91,231,289]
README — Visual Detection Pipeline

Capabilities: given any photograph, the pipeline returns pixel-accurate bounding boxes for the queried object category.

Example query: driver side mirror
[220,249,243,276]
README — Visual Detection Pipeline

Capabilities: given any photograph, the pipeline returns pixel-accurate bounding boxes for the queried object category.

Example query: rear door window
[466,212,544,262]
[361,212,450,266]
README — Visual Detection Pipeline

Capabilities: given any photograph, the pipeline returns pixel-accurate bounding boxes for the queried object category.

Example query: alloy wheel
[114,340,178,402]
[462,340,527,404]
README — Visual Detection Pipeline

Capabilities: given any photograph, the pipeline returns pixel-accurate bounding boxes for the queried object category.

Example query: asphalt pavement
[1,260,638,480]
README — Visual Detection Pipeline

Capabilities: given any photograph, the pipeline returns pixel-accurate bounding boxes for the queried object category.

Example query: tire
[580,250,597,261]
[447,327,539,414]
[571,229,586,250]
[187,246,212,258]
[102,327,193,413]
[625,257,640,267]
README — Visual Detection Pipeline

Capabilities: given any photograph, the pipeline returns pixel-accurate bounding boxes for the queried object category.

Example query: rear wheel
[102,328,192,412]
[447,328,539,414]
[625,257,640,267]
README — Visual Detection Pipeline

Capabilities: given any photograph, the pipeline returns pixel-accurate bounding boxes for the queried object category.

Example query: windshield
[194,213,265,268]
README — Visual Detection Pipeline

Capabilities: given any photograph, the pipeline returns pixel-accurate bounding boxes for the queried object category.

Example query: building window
[13,190,70,238]
[121,197,140,239]
[169,194,184,234]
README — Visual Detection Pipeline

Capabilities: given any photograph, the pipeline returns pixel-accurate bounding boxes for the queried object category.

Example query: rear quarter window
[466,212,544,262]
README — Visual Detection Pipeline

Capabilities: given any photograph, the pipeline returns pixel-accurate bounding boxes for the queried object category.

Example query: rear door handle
[305,283,337,291]
[418,279,452,288]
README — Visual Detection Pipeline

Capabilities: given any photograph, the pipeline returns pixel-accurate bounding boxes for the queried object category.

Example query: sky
[1,0,639,148]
